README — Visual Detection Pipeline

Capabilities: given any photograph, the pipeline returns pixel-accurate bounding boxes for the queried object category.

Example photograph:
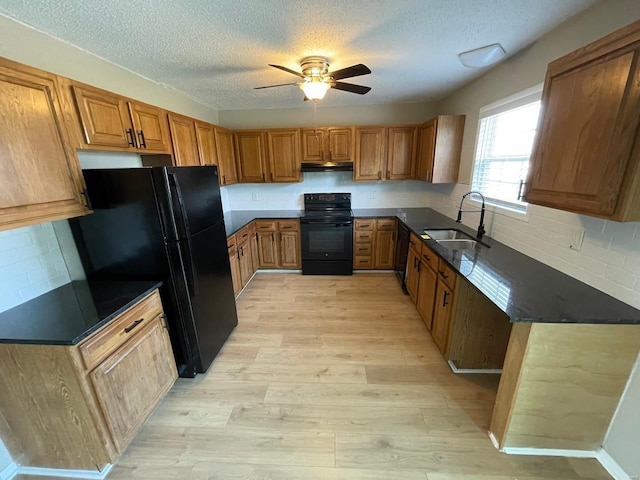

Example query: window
[471,87,542,213]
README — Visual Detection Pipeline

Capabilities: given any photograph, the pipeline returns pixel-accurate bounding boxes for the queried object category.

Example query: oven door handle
[301,220,353,226]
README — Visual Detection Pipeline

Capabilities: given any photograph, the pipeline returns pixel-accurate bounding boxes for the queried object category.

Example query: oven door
[300,219,353,262]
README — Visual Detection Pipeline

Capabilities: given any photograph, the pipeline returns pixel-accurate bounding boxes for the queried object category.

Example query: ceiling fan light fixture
[300,79,330,101]
[458,43,505,68]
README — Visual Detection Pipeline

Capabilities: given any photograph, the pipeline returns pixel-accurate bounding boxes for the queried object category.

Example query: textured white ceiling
[0,0,599,110]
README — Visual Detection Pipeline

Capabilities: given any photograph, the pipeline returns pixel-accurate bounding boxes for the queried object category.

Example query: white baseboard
[14,464,112,479]
[448,360,502,374]
[488,431,500,449]
[0,461,18,480]
[596,449,632,480]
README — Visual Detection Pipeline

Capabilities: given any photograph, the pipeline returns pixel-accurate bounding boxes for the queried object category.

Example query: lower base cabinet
[0,289,176,471]
[353,218,396,269]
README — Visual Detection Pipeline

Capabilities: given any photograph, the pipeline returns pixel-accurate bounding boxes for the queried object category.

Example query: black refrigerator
[72,166,238,378]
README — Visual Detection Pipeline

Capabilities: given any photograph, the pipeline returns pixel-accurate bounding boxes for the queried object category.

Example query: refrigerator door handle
[168,173,199,296]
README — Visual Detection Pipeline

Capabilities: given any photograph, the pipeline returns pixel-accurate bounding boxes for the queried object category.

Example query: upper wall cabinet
[266,129,301,183]
[415,115,465,184]
[70,82,171,153]
[524,20,640,222]
[215,127,238,186]
[234,129,302,183]
[168,113,200,166]
[0,58,89,232]
[353,125,417,182]
[302,127,354,163]
[235,130,269,183]
[387,126,417,180]
[195,121,218,166]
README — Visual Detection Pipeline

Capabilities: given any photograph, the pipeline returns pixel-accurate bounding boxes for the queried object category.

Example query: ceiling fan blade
[268,64,305,78]
[329,64,371,80]
[332,81,371,95]
[254,82,299,90]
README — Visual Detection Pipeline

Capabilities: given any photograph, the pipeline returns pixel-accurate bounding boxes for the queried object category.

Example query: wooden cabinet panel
[128,102,170,152]
[525,22,640,221]
[90,316,177,453]
[406,247,421,304]
[168,113,200,166]
[415,115,464,184]
[328,127,353,161]
[420,243,439,272]
[257,231,279,268]
[280,231,301,268]
[416,263,437,330]
[302,129,324,162]
[355,230,374,243]
[437,258,457,291]
[255,220,277,232]
[215,127,238,185]
[432,280,454,354]
[374,229,395,269]
[72,85,133,148]
[235,130,268,183]
[0,61,89,232]
[229,246,242,295]
[354,127,387,181]
[238,243,253,286]
[249,223,260,273]
[354,219,374,230]
[267,129,301,182]
[387,126,417,180]
[195,122,218,166]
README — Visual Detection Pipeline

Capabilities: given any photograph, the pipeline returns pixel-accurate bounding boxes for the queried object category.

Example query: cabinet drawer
[355,231,374,243]
[227,235,237,250]
[354,219,374,230]
[255,220,277,232]
[376,218,396,231]
[437,259,456,290]
[354,256,372,268]
[409,233,422,253]
[248,221,256,235]
[236,226,250,245]
[421,243,439,272]
[278,220,299,231]
[354,243,372,255]
[79,290,163,371]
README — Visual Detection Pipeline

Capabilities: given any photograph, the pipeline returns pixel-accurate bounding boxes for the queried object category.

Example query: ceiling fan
[255,56,371,102]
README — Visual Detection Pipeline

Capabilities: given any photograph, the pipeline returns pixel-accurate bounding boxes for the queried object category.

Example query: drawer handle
[423,254,431,261]
[443,291,449,307]
[438,270,449,279]
[281,226,292,230]
[410,240,416,245]
[358,247,368,251]
[124,318,144,333]
[360,235,370,239]
[137,130,147,149]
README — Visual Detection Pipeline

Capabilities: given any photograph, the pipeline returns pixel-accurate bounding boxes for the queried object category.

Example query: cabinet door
[195,122,218,166]
[279,231,301,268]
[72,84,134,148]
[374,220,396,269]
[257,232,279,268]
[431,115,465,184]
[416,264,437,330]
[354,127,387,181]
[431,280,453,354]
[387,126,417,180]
[229,249,242,295]
[239,243,253,286]
[301,129,325,162]
[90,316,177,453]
[0,64,88,231]
[526,43,640,219]
[250,232,260,273]
[235,131,268,183]
[267,129,301,182]
[328,128,353,161]
[128,102,171,152]
[215,127,238,186]
[406,248,421,304]
[415,120,436,182]
[168,114,200,166]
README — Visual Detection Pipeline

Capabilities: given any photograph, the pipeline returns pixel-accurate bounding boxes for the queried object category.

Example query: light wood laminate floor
[18,273,612,479]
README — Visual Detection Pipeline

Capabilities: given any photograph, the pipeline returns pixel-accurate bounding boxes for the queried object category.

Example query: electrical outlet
[569,228,585,251]
[370,191,376,199]
[251,192,258,201]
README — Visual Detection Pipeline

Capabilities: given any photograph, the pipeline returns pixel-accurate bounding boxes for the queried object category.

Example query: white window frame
[469,84,543,217]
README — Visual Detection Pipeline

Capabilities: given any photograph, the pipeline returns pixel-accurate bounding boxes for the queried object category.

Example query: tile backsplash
[0,223,71,313]
[223,172,432,211]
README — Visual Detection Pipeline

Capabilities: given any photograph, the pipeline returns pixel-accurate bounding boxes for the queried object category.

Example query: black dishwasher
[394,221,410,294]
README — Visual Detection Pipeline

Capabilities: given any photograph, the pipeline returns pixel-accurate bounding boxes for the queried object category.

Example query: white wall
[225,172,431,211]
[0,14,219,124]
[0,439,13,475]
[432,0,640,475]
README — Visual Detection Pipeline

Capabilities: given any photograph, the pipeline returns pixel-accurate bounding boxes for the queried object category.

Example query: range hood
[300,161,354,172]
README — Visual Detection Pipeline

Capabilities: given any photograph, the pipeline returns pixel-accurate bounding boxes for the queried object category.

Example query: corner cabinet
[524,20,640,221]
[0,289,177,471]
[0,58,89,232]
[415,115,465,184]
[168,113,201,166]
[215,127,238,186]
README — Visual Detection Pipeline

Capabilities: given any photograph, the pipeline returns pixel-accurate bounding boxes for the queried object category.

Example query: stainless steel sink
[423,229,488,250]
[435,239,481,250]
[423,229,474,241]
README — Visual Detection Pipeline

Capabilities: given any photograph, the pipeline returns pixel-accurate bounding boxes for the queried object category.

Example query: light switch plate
[569,228,585,251]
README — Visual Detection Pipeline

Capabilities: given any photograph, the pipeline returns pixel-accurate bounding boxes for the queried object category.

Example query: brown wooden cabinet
[353,219,375,269]
[248,222,260,273]
[71,82,170,153]
[235,130,268,183]
[278,220,301,268]
[0,289,176,470]
[431,278,454,354]
[255,220,300,269]
[195,122,218,166]
[354,127,387,181]
[168,113,200,166]
[0,58,89,232]
[302,127,354,162]
[386,126,417,180]
[524,20,640,221]
[405,237,422,304]
[215,127,238,186]
[266,129,301,182]
[415,115,465,183]
[353,218,396,269]
[228,235,242,296]
[416,244,438,330]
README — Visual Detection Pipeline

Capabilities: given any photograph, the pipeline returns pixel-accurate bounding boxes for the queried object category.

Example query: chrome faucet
[456,191,486,240]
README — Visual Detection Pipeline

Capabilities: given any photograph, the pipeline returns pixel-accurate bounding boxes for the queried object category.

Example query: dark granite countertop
[0,280,162,345]
[224,210,303,236]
